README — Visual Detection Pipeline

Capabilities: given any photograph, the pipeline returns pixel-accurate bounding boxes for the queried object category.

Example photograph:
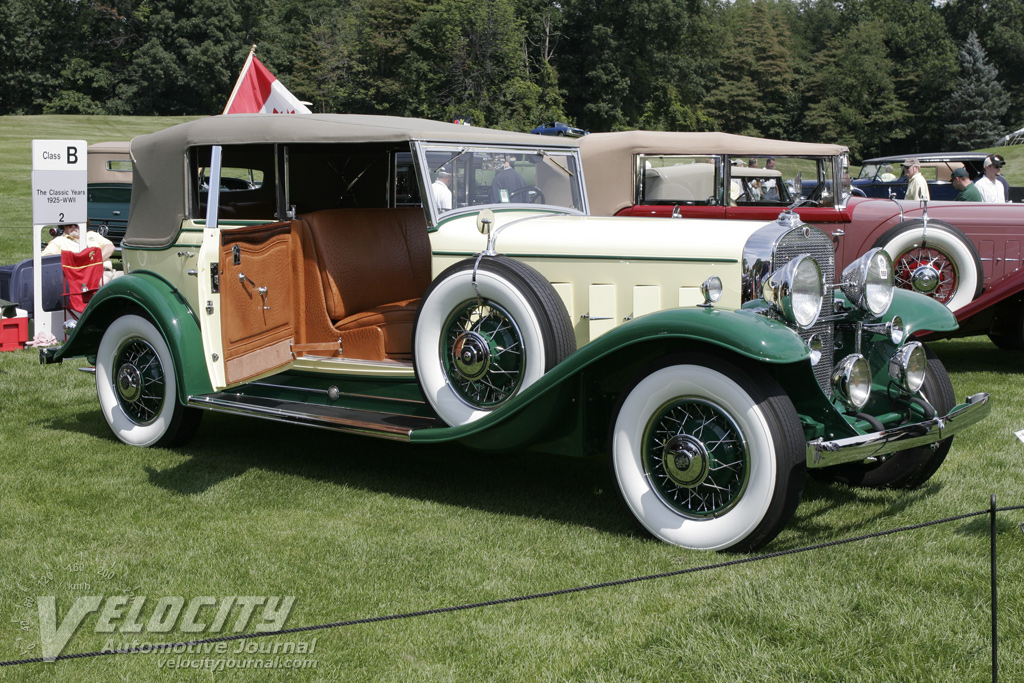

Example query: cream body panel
[430,213,770,344]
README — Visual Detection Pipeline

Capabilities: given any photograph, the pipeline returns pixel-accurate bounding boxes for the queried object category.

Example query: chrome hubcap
[452,331,491,381]
[911,265,940,294]
[662,434,710,487]
[116,363,143,404]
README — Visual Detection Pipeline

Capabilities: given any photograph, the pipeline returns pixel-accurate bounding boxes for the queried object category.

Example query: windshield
[417,144,586,218]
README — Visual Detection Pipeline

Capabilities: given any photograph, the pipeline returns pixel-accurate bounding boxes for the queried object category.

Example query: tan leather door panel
[219,222,296,384]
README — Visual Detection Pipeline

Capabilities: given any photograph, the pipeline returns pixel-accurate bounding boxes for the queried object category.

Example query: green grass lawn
[0,336,1021,681]
[1,117,1023,680]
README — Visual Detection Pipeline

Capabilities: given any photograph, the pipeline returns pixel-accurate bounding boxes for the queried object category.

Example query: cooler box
[0,316,28,351]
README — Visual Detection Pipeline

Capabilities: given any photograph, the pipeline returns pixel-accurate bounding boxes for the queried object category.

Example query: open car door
[197,146,296,390]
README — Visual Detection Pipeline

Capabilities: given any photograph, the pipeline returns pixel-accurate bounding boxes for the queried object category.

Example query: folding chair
[60,247,104,329]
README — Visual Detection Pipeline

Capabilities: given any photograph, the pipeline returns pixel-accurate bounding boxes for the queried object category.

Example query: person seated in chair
[42,223,116,284]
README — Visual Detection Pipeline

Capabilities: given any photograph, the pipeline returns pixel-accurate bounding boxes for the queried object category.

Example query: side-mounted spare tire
[874,219,982,312]
[413,256,576,427]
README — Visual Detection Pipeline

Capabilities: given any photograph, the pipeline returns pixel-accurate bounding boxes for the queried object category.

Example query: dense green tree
[942,0,1024,131]
[802,20,909,159]
[851,0,958,154]
[558,0,704,132]
[944,32,1011,150]
[0,0,94,114]
[407,0,538,130]
[1,0,1022,153]
[705,0,798,139]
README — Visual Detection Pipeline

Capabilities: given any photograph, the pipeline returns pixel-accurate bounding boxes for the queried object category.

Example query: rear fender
[40,272,214,403]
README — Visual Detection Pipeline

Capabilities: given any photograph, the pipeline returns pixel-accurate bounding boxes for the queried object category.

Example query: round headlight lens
[841,247,895,316]
[833,354,872,410]
[864,249,895,315]
[701,276,723,305]
[763,254,823,329]
[889,341,927,393]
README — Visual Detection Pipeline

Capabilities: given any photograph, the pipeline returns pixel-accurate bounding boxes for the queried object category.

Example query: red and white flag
[223,47,311,115]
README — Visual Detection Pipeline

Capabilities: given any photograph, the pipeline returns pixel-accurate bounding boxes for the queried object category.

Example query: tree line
[1,0,1021,160]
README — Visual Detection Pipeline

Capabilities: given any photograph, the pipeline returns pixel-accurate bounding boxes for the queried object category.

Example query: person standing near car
[432,167,453,211]
[902,158,930,202]
[951,167,983,202]
[489,156,527,203]
[975,154,1008,202]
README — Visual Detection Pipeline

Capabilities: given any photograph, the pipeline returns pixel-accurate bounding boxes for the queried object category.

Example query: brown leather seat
[302,208,431,360]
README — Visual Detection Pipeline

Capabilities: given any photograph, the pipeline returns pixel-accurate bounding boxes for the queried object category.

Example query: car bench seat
[300,208,431,361]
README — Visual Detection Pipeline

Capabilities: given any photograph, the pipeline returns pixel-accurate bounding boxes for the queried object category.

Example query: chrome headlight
[889,341,927,393]
[842,248,894,316]
[763,254,823,329]
[833,354,872,410]
[700,276,723,307]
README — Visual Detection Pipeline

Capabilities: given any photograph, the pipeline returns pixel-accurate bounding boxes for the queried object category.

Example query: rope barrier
[2,503,1022,668]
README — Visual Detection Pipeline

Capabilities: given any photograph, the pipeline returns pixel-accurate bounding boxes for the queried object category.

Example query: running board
[187,393,443,441]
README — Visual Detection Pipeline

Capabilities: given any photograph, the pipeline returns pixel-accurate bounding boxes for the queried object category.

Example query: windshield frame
[413,142,588,226]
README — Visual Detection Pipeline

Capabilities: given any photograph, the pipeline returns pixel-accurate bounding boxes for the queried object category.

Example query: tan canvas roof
[87,141,132,184]
[579,131,848,215]
[126,115,579,248]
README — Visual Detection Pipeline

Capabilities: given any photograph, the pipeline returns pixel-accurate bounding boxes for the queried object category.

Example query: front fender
[411,306,810,444]
[40,272,214,403]
[884,287,958,336]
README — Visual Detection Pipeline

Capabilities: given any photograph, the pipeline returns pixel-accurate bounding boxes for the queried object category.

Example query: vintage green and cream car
[42,115,990,552]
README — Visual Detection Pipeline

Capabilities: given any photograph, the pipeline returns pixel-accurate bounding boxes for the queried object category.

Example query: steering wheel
[508,186,545,204]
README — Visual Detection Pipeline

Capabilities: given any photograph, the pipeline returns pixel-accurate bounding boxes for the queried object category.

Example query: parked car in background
[85,141,133,249]
[579,131,1024,348]
[855,152,1024,202]
[530,122,588,137]
[42,115,988,552]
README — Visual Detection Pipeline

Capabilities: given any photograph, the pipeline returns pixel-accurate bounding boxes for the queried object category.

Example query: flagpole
[222,44,258,115]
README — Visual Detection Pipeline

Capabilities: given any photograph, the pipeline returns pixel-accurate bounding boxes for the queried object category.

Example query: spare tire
[874,219,982,311]
[413,256,576,426]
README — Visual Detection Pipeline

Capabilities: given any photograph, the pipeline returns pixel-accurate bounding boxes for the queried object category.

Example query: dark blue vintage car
[529,121,589,138]
[854,152,1022,202]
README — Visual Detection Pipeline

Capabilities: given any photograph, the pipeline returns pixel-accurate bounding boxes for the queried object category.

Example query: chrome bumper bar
[807,393,991,467]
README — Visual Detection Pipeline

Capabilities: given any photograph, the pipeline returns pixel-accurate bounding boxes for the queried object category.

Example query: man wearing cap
[975,154,1008,203]
[902,158,930,202]
[951,167,982,202]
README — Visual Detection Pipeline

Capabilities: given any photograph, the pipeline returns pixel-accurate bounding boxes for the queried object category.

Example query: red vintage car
[579,131,1024,347]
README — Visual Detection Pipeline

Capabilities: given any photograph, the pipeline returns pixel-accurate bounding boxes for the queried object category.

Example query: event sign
[32,139,88,226]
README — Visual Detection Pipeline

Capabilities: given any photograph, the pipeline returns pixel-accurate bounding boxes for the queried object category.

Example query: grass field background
[0,117,1022,680]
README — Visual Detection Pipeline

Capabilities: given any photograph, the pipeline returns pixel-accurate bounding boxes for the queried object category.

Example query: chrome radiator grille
[775,229,835,396]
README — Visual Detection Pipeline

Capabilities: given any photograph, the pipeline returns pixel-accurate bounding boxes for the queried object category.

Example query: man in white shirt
[974,154,1007,203]
[902,158,930,202]
[432,168,452,211]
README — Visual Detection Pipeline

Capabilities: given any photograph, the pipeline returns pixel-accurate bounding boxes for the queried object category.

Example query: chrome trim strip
[187,394,441,441]
[247,380,427,405]
[807,392,990,467]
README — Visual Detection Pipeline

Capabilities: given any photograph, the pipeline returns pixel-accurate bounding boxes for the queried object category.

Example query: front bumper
[806,393,990,467]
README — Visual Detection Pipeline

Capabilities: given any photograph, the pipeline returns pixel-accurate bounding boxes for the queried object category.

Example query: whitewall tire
[876,220,982,311]
[611,355,805,552]
[96,314,201,447]
[414,257,575,427]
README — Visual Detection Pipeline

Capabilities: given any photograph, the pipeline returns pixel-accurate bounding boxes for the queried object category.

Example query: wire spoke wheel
[876,219,982,312]
[893,246,957,303]
[443,300,525,408]
[611,355,805,552]
[112,337,167,425]
[414,256,575,427]
[96,314,201,447]
[644,399,749,518]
